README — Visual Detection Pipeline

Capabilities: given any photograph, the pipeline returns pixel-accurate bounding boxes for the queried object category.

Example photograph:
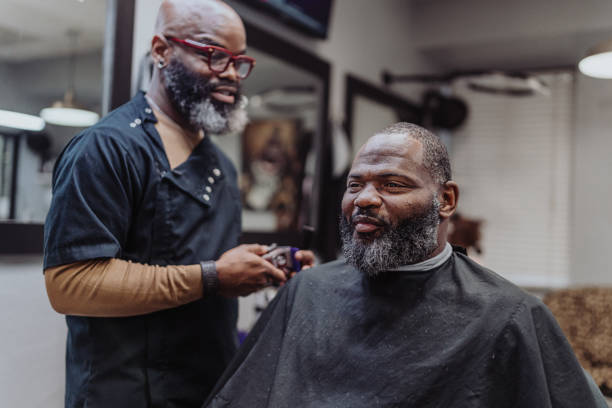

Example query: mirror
[212,47,324,238]
[233,23,330,252]
[0,0,106,225]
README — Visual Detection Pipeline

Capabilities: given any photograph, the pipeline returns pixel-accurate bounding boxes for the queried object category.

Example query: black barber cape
[205,250,603,407]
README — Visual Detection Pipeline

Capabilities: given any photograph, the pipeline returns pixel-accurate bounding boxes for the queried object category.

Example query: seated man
[205,123,606,407]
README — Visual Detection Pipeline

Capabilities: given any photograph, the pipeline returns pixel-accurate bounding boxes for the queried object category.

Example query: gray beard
[162,59,249,135]
[188,96,249,135]
[340,197,441,277]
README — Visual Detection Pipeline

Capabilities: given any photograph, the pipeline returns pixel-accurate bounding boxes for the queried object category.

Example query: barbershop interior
[2,0,612,406]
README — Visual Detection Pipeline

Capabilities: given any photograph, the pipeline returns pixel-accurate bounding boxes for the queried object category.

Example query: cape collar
[389,243,453,272]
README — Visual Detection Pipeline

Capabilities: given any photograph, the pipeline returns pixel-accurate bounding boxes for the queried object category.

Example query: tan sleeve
[44,258,203,317]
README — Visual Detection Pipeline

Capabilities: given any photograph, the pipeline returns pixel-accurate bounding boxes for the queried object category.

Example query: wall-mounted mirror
[0,0,108,252]
[0,0,138,254]
[214,46,325,240]
[212,23,331,253]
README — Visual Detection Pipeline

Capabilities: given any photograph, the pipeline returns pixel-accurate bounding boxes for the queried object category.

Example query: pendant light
[39,30,99,127]
[0,109,45,132]
[578,39,612,79]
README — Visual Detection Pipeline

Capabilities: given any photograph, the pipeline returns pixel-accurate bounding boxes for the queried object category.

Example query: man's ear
[438,181,459,220]
[151,35,171,66]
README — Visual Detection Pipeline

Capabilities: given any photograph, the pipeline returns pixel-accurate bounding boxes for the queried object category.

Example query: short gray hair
[378,122,451,185]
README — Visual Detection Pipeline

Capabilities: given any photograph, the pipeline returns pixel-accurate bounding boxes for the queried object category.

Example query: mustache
[210,79,241,92]
[349,210,389,227]
[211,79,240,87]
[166,59,242,102]
[200,78,241,92]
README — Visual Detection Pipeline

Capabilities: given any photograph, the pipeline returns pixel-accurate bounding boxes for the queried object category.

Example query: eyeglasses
[166,36,255,79]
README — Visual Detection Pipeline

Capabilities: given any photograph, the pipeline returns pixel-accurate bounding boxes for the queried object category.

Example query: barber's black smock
[206,251,603,408]
[44,92,242,408]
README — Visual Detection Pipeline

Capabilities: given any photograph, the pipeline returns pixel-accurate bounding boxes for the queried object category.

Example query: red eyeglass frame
[166,36,256,78]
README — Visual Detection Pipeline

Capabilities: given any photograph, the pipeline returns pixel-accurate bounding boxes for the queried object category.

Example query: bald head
[366,122,451,186]
[147,0,249,134]
[155,0,244,41]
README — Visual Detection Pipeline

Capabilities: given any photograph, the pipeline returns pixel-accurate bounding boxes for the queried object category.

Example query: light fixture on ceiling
[578,39,612,79]
[382,70,549,97]
[250,85,317,113]
[39,30,99,127]
[466,72,549,97]
[0,109,45,132]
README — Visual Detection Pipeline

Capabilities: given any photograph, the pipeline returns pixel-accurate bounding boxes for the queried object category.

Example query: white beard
[190,96,249,136]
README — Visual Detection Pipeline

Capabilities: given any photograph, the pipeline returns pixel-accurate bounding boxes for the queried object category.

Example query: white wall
[407,0,612,286]
[450,73,573,288]
[408,0,612,71]
[0,256,66,408]
[0,17,104,408]
[403,0,612,286]
[571,74,612,285]
[411,0,612,47]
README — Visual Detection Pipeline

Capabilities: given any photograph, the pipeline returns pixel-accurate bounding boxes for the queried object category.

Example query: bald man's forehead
[357,133,424,164]
[156,0,246,48]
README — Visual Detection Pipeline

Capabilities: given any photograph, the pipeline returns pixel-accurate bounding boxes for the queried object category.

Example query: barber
[43,1,312,407]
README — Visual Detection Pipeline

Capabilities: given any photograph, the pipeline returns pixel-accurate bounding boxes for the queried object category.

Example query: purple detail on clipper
[290,247,302,272]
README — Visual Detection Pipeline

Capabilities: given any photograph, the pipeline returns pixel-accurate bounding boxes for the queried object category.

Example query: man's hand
[215,244,287,297]
[282,249,316,279]
[295,250,315,270]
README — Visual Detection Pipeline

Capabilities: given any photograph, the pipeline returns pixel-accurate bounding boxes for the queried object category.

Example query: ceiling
[2,0,612,75]
[0,0,105,62]
[409,0,612,73]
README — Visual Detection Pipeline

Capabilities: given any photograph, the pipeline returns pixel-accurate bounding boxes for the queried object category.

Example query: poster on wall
[241,119,307,232]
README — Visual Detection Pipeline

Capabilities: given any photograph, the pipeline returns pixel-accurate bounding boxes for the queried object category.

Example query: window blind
[449,72,573,288]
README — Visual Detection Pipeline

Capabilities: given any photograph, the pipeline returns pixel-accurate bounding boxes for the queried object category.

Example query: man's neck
[145,93,204,169]
[390,242,453,272]
[146,82,195,133]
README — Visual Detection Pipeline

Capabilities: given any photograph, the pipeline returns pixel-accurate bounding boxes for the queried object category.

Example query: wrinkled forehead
[346,133,435,185]
[352,133,425,170]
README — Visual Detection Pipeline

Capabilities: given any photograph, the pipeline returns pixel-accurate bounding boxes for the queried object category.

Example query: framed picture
[241,119,308,233]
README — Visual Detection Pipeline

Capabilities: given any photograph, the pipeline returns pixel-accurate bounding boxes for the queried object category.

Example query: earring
[157,59,165,69]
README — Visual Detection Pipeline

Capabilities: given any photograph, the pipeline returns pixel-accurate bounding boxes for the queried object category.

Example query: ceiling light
[0,109,45,132]
[578,39,612,79]
[39,30,99,127]
[40,90,99,127]
[466,72,549,97]
[382,70,549,97]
